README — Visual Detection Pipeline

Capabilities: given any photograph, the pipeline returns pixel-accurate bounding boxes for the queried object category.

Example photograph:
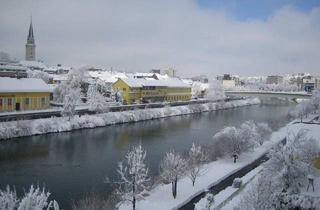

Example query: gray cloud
[1,0,320,77]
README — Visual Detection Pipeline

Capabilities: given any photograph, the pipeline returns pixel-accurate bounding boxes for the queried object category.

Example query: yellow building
[0,78,52,112]
[112,78,191,104]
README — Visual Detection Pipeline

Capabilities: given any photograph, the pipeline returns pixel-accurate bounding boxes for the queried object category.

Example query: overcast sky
[1,0,320,77]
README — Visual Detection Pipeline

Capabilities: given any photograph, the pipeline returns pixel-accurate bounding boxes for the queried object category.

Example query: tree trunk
[192,178,195,186]
[133,175,136,210]
[172,177,178,199]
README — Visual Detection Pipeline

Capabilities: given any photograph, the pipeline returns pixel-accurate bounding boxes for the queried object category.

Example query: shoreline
[0,98,260,140]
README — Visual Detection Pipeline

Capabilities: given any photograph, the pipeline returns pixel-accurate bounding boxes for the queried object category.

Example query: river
[0,101,294,209]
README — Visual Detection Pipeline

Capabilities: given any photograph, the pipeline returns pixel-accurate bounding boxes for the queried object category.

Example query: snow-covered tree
[256,122,272,145]
[311,89,320,113]
[160,151,187,199]
[187,143,209,186]
[111,145,149,210]
[0,185,59,210]
[237,175,278,210]
[213,126,255,162]
[87,84,107,113]
[192,82,208,98]
[239,121,259,148]
[61,88,80,119]
[296,100,313,122]
[206,80,225,101]
[239,130,320,210]
[27,70,51,84]
[53,67,88,103]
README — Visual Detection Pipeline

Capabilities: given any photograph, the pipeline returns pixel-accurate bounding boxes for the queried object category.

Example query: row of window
[0,97,48,107]
[165,95,190,101]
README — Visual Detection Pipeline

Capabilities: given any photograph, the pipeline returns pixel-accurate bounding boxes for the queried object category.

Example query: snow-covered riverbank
[0,98,260,140]
[117,117,291,210]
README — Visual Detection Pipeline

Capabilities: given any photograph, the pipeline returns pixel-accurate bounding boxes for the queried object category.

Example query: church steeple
[27,18,35,44]
[25,17,36,61]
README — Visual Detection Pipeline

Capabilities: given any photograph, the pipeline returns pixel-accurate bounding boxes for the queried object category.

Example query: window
[41,97,45,106]
[123,88,126,91]
[25,98,29,105]
[0,99,2,106]
[8,98,12,106]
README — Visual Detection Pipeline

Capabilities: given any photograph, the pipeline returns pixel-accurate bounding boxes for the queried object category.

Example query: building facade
[0,78,52,112]
[266,75,283,85]
[112,78,191,104]
[25,19,36,61]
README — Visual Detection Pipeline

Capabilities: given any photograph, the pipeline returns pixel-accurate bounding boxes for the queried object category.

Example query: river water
[0,102,294,209]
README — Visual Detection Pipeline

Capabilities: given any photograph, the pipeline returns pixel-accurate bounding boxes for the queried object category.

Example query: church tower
[25,18,36,61]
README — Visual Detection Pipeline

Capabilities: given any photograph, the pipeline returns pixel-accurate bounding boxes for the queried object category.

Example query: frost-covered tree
[53,67,87,103]
[213,126,255,163]
[192,82,208,98]
[206,79,225,101]
[187,143,209,186]
[0,186,18,210]
[0,185,59,210]
[18,185,59,210]
[237,175,278,210]
[87,84,107,113]
[62,88,80,119]
[239,130,320,210]
[27,70,51,84]
[111,145,149,210]
[160,151,187,199]
[311,89,320,113]
[296,101,313,122]
[256,122,272,145]
[239,121,260,148]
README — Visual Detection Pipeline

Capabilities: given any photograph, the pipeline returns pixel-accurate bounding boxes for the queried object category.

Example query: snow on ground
[221,122,320,210]
[195,166,262,210]
[118,121,294,210]
[0,98,260,140]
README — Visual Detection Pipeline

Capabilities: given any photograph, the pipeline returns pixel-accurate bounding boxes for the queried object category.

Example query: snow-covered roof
[52,74,68,81]
[0,78,52,93]
[119,78,191,88]
[88,70,128,83]
[19,60,48,70]
[0,64,29,71]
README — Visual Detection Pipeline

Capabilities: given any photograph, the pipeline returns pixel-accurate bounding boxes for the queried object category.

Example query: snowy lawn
[0,98,259,140]
[221,122,320,210]
[118,122,294,210]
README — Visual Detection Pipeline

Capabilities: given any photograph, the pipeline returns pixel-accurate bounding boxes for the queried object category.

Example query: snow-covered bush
[187,143,209,186]
[110,145,149,210]
[71,193,114,210]
[160,150,187,199]
[194,193,215,210]
[0,185,59,210]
